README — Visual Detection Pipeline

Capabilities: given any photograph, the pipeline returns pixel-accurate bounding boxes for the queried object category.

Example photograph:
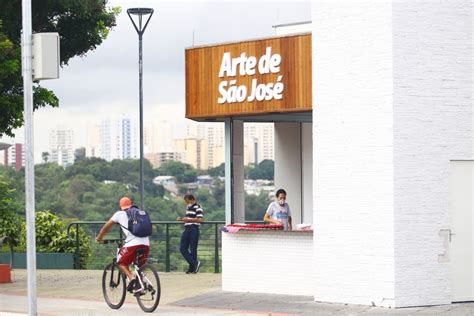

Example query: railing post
[74,223,80,269]
[214,223,219,273]
[165,223,170,272]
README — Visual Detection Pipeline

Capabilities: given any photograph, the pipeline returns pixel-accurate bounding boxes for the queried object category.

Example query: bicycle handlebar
[101,238,125,245]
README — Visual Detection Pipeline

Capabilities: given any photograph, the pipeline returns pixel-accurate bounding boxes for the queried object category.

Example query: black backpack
[123,205,153,237]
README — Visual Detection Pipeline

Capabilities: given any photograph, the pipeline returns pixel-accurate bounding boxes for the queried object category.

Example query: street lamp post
[127,8,154,210]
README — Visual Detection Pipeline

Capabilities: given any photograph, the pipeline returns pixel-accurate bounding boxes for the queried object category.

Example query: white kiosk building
[185,1,473,308]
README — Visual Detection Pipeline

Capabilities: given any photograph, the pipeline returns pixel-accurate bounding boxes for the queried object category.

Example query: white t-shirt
[266,201,292,230]
[110,210,150,247]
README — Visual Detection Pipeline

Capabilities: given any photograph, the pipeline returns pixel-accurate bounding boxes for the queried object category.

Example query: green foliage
[0,1,120,137]
[245,191,272,221]
[16,210,91,268]
[208,163,225,177]
[74,147,86,163]
[248,159,274,180]
[156,160,197,183]
[0,175,22,242]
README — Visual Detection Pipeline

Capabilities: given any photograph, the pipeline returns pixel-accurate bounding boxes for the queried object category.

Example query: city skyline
[1,118,279,170]
[0,0,310,162]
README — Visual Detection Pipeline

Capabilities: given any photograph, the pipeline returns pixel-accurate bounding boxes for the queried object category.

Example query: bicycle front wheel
[102,262,126,309]
[136,263,161,312]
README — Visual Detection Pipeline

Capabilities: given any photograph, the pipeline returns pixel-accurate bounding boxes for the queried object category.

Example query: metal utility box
[33,32,60,80]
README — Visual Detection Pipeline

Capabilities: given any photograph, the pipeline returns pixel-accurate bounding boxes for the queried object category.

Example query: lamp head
[127,7,154,35]
[127,8,154,15]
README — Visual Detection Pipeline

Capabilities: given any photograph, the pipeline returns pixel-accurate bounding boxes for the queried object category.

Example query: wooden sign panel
[185,34,312,120]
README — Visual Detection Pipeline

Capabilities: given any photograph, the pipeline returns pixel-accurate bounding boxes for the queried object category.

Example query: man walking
[177,194,204,274]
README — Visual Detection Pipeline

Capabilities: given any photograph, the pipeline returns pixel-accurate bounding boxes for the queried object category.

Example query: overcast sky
[1,0,311,161]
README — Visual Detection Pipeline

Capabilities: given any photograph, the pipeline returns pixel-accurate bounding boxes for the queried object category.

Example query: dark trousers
[179,225,199,270]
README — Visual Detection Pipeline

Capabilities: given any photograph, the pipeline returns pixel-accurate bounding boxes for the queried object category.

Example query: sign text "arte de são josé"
[217,47,283,104]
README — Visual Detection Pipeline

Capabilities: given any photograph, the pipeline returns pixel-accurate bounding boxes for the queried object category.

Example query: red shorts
[117,245,150,266]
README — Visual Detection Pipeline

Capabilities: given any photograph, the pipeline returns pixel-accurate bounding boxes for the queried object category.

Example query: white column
[301,123,313,224]
[274,122,302,225]
[225,119,245,224]
[312,0,395,307]
[312,0,473,308]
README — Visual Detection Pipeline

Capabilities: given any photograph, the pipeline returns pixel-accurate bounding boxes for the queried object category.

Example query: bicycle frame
[109,258,122,288]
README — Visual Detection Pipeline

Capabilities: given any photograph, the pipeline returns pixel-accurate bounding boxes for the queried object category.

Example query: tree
[157,161,197,183]
[64,157,111,181]
[248,159,274,180]
[0,175,21,242]
[74,147,86,163]
[0,1,120,137]
[41,151,50,163]
[208,163,225,177]
[245,191,271,221]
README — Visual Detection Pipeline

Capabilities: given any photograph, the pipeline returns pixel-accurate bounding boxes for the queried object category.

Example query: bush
[0,175,22,244]
[16,210,91,268]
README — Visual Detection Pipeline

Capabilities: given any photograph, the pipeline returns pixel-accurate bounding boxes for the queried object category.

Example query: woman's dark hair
[184,194,195,201]
[275,189,286,197]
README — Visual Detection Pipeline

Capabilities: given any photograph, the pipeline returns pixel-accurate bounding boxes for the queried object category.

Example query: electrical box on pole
[32,32,60,80]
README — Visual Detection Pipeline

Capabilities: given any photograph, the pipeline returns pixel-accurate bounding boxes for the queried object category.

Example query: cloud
[2,0,310,161]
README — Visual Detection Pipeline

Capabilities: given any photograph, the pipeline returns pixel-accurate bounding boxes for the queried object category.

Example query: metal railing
[67,221,225,273]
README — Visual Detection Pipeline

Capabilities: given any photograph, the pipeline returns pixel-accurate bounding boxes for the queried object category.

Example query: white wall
[312,0,474,308]
[222,232,313,295]
[275,122,302,224]
[312,1,396,307]
[302,123,313,223]
[392,1,474,307]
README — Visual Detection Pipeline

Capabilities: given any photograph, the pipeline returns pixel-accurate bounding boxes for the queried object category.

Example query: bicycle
[100,239,161,312]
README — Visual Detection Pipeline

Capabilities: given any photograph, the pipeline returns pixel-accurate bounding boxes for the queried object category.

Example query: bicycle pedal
[133,289,146,297]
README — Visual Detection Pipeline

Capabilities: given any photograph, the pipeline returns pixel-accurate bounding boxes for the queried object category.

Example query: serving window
[243,120,313,229]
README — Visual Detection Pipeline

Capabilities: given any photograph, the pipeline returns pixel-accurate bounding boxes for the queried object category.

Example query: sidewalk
[171,291,474,315]
[2,270,474,315]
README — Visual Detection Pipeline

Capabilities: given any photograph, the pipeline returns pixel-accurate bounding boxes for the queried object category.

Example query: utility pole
[21,0,37,314]
[127,7,154,210]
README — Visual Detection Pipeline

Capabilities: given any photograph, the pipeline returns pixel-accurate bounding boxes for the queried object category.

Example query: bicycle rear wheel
[102,262,126,309]
[136,263,161,312]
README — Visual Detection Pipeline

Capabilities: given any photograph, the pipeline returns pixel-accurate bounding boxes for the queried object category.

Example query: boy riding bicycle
[96,197,150,294]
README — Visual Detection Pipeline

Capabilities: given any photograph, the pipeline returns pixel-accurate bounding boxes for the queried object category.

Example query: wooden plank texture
[186,34,312,119]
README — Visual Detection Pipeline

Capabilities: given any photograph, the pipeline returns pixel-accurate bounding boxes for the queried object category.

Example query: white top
[110,210,150,247]
[266,201,292,230]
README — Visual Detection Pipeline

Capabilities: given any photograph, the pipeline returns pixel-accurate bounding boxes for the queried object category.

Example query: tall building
[186,122,225,168]
[2,143,24,170]
[174,138,209,170]
[184,122,273,168]
[244,123,274,164]
[145,151,185,168]
[144,120,173,154]
[203,123,224,168]
[49,127,74,167]
[85,123,100,157]
[99,117,138,161]
[121,118,132,159]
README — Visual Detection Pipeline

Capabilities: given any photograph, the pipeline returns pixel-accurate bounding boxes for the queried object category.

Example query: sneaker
[126,279,136,293]
[185,264,194,274]
[193,261,201,274]
[133,279,144,294]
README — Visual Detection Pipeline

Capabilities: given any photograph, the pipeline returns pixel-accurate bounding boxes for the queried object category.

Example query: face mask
[278,199,285,206]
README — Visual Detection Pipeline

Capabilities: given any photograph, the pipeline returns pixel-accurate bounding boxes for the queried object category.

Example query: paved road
[172,291,474,315]
[2,270,474,315]
[0,293,270,316]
